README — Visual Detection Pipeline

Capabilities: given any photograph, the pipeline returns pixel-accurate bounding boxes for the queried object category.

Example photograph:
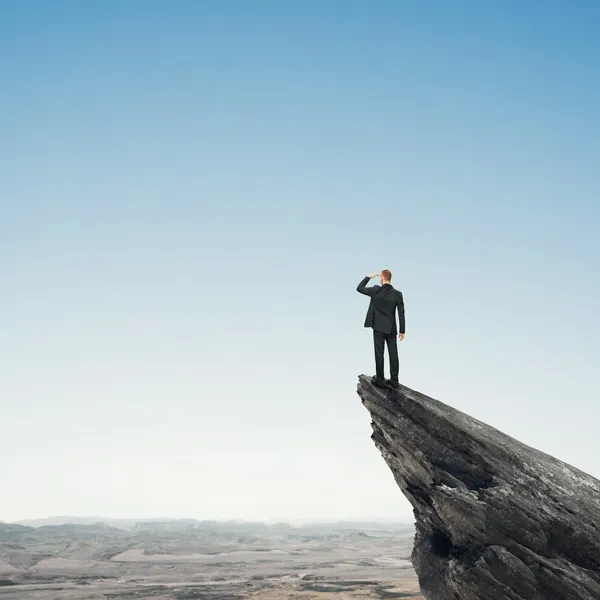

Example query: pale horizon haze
[2,1,599,524]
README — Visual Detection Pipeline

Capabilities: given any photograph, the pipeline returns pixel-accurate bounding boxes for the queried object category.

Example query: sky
[1,0,599,524]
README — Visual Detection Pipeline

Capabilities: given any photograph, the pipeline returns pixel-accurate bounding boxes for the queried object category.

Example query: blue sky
[1,0,599,522]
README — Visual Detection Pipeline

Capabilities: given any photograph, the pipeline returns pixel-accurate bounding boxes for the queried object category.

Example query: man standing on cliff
[357,270,405,389]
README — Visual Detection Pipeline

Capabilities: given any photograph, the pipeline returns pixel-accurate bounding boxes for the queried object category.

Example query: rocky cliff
[357,374,600,600]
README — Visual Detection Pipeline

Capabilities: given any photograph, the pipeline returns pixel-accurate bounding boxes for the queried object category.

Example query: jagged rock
[357,374,600,600]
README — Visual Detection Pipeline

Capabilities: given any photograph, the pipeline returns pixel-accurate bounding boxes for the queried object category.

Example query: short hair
[381,269,392,281]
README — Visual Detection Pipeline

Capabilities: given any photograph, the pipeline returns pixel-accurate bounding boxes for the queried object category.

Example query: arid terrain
[0,519,421,599]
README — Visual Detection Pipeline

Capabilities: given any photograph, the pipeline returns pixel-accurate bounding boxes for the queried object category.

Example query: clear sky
[2,0,599,523]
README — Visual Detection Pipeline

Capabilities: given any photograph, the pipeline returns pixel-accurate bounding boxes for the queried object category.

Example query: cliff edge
[357,374,600,600]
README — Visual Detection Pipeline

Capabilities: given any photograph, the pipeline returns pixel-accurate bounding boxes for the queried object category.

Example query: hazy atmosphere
[2,0,599,525]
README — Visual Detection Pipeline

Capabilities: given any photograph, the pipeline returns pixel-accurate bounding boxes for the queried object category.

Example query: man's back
[370,284,403,333]
[357,275,405,335]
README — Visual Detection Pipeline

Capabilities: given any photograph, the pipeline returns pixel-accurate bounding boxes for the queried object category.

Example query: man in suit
[357,269,405,388]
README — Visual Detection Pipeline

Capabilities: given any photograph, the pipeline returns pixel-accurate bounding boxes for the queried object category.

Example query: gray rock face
[357,374,600,600]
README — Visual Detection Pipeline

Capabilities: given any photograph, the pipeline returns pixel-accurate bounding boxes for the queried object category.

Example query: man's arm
[397,292,406,338]
[357,274,379,296]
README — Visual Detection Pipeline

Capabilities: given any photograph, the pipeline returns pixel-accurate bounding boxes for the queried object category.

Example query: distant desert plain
[0,518,422,599]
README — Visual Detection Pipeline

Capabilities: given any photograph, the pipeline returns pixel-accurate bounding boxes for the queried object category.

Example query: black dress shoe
[371,376,386,388]
[386,379,399,389]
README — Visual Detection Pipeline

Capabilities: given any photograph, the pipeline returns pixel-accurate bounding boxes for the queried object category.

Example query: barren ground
[0,521,421,599]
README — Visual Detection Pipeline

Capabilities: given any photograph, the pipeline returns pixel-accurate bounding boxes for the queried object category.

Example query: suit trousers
[373,329,399,382]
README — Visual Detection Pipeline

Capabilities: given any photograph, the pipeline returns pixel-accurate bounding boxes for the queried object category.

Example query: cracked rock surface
[357,374,600,600]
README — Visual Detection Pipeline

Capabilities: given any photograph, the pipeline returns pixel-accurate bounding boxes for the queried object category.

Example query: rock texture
[357,374,600,600]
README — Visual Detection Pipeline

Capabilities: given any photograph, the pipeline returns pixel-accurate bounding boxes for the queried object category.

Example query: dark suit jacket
[357,277,405,335]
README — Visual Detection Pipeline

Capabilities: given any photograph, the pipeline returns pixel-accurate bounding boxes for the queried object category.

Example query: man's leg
[386,331,399,384]
[373,330,386,382]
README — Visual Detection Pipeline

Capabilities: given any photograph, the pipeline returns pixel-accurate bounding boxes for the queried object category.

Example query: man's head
[379,269,392,284]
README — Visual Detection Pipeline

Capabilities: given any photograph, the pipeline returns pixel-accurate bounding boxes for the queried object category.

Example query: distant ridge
[12,516,413,532]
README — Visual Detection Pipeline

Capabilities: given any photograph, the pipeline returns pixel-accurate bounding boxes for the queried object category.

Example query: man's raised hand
[368,273,378,279]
